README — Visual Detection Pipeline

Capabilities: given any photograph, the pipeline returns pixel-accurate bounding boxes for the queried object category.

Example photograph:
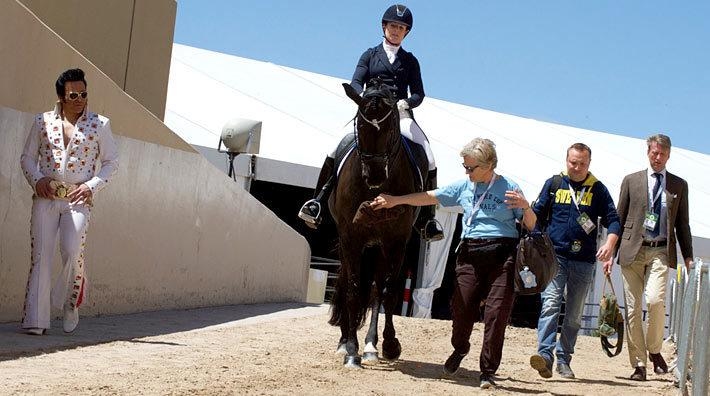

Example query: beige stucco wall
[2,0,189,152]
[18,0,175,120]
[0,0,310,322]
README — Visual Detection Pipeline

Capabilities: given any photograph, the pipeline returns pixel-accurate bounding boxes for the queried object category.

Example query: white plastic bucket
[306,268,328,304]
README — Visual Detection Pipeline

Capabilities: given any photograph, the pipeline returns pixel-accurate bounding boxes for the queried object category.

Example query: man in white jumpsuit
[20,68,119,335]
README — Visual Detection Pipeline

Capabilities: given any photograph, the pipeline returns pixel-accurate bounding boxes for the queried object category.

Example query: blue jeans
[536,255,595,366]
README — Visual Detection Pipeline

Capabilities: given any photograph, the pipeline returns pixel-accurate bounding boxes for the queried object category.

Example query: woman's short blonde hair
[460,138,498,169]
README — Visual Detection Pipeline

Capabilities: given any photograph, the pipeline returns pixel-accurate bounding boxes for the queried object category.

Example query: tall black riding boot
[298,156,336,229]
[418,169,445,242]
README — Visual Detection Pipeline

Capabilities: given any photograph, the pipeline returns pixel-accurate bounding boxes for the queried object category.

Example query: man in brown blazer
[616,133,693,381]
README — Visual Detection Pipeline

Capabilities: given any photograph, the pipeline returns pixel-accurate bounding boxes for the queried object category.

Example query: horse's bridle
[357,108,393,131]
[354,93,400,188]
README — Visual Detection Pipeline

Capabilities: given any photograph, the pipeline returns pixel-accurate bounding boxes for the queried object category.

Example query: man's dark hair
[55,68,87,98]
[567,142,592,159]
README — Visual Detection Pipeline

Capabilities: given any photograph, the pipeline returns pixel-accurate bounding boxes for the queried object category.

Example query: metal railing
[667,258,709,396]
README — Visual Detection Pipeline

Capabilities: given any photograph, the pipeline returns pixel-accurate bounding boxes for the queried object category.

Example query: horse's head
[343,78,399,189]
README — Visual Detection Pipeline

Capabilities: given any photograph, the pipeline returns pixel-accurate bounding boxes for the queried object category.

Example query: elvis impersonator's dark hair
[55,68,87,98]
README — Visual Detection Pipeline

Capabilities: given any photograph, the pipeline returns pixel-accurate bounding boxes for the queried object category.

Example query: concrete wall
[2,0,189,152]
[18,0,175,120]
[0,0,310,322]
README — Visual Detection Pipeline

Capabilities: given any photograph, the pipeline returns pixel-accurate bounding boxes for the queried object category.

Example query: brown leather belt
[642,240,667,248]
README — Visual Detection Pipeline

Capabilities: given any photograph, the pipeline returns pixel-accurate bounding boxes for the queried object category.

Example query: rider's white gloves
[397,99,410,119]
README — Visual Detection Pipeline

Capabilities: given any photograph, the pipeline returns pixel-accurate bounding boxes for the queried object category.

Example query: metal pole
[691,259,708,396]
[244,154,256,191]
[675,260,700,393]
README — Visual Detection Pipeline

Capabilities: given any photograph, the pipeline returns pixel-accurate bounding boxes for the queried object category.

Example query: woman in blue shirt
[371,137,536,389]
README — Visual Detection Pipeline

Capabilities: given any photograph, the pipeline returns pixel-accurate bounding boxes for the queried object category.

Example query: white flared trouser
[21,198,91,330]
[331,112,436,170]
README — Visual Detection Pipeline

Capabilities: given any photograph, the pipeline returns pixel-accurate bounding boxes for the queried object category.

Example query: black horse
[328,79,427,368]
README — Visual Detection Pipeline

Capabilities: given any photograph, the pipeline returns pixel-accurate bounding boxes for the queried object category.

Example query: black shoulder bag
[514,175,562,295]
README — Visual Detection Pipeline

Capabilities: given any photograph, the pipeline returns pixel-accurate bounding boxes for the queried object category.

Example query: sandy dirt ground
[0,302,681,395]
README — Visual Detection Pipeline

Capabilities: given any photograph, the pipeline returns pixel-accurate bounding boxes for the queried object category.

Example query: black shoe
[443,351,466,375]
[530,354,553,379]
[479,373,496,389]
[298,199,321,229]
[630,366,647,381]
[422,219,444,242]
[556,363,575,379]
[649,353,668,374]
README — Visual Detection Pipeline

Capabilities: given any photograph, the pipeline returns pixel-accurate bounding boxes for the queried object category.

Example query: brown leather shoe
[630,366,647,381]
[530,354,553,379]
[649,353,668,374]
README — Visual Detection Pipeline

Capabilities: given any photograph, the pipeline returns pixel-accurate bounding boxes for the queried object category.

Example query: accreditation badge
[571,240,582,253]
[643,211,658,231]
[577,212,596,234]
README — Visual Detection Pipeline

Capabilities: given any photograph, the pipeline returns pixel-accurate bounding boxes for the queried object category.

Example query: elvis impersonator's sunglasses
[66,91,88,101]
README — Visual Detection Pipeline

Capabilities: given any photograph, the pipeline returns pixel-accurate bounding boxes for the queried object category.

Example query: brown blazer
[616,169,693,268]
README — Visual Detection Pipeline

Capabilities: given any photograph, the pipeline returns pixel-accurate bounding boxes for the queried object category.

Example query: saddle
[598,274,624,357]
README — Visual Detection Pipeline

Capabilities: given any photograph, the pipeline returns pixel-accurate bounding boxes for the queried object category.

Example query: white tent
[165,43,710,319]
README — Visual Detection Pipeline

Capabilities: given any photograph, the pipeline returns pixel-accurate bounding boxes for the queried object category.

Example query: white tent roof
[165,43,710,244]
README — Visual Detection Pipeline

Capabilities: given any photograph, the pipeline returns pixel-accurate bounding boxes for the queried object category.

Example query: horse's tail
[328,271,346,327]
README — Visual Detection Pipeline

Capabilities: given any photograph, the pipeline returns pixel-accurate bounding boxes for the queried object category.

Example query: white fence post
[672,258,709,396]
[667,265,686,342]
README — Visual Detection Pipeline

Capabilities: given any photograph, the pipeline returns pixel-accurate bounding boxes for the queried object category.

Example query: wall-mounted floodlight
[217,118,262,181]
[218,118,261,154]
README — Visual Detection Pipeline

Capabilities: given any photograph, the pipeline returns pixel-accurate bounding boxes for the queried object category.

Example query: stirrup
[298,199,322,229]
[421,219,444,242]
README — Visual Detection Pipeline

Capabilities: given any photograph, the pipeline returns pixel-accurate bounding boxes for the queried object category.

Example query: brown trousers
[450,238,517,375]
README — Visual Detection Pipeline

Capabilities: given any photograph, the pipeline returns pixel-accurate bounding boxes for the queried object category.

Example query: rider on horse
[298,4,444,242]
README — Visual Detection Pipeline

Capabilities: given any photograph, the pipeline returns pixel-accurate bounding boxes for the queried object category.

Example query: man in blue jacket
[529,143,621,380]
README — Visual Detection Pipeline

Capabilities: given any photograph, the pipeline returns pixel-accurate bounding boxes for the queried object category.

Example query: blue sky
[174,1,709,155]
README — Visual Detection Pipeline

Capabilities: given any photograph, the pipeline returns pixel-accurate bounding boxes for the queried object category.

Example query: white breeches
[330,114,436,170]
[22,198,91,329]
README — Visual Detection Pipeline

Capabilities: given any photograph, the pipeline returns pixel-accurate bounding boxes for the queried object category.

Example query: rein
[357,108,393,131]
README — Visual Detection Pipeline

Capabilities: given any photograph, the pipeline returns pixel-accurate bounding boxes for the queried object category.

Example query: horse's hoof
[335,343,347,355]
[343,355,363,368]
[382,338,402,361]
[362,351,379,365]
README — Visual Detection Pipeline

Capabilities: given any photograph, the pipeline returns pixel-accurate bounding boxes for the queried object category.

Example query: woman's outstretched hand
[371,194,396,210]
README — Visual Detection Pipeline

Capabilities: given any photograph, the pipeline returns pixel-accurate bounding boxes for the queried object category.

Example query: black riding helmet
[381,4,413,30]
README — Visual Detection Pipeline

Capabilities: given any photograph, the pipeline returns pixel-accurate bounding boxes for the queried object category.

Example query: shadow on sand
[0,302,326,362]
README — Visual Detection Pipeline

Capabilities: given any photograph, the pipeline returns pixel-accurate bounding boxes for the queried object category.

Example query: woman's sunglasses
[66,91,88,101]
[462,163,480,173]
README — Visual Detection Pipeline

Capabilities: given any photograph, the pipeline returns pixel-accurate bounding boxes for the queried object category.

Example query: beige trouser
[620,246,669,368]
